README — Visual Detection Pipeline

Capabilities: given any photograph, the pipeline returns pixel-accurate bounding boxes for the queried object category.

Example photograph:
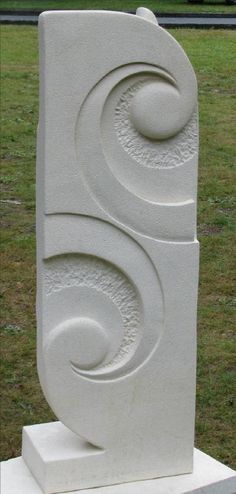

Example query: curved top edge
[38,9,159,23]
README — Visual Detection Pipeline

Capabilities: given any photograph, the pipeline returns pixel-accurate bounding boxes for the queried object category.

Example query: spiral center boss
[130,81,182,140]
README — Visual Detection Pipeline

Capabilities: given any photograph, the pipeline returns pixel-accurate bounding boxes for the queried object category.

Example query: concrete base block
[1,447,236,494]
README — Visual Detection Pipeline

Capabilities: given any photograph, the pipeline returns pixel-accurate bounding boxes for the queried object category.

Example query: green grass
[1,0,236,13]
[1,25,236,467]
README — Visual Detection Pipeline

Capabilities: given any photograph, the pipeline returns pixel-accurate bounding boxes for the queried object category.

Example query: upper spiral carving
[75,63,198,239]
[100,66,197,174]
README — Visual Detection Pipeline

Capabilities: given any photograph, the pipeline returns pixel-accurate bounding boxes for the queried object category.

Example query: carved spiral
[75,63,198,239]
[44,254,142,380]
[113,76,198,169]
[42,217,164,384]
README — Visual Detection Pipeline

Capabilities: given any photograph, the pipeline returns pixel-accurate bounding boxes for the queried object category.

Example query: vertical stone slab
[23,8,199,494]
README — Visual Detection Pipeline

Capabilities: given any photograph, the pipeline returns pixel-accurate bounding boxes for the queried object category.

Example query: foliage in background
[1,25,236,467]
[1,0,236,13]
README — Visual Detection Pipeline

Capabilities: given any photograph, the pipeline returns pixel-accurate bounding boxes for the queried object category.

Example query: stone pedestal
[2,449,236,494]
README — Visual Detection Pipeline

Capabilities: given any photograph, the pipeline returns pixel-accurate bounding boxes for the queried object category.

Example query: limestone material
[24,6,200,491]
[2,449,236,494]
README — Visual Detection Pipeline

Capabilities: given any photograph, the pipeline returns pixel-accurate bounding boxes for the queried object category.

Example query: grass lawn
[1,25,236,467]
[1,0,236,13]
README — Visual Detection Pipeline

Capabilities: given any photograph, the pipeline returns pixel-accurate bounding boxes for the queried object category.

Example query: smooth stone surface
[46,318,110,371]
[130,81,190,140]
[136,7,158,25]
[2,450,236,494]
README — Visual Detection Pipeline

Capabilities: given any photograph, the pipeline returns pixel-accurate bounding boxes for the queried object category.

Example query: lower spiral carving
[44,254,142,377]
[41,214,164,382]
[38,216,164,438]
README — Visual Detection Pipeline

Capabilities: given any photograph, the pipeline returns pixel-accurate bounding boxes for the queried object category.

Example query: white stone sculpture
[1,7,236,494]
[23,8,199,492]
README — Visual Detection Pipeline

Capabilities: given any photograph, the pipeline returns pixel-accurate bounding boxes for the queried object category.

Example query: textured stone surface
[44,254,141,371]
[24,7,199,493]
[115,82,198,168]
